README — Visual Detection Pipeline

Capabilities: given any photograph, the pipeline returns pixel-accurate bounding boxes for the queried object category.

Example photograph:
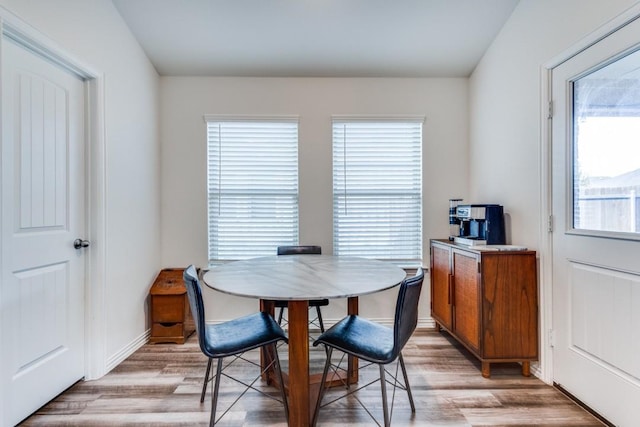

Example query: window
[572,49,640,234]
[332,117,423,265]
[206,117,299,262]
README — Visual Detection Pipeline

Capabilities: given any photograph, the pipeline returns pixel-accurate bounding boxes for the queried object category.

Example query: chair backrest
[183,265,208,354]
[277,245,322,255]
[392,268,424,358]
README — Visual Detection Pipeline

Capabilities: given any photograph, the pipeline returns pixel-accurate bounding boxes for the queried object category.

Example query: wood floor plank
[19,330,605,426]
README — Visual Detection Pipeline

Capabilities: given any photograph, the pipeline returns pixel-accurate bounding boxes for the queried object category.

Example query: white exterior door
[1,37,87,426]
[551,16,640,427]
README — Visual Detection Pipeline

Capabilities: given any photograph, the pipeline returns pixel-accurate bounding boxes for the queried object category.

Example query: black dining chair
[183,265,289,426]
[273,245,329,332]
[312,268,424,427]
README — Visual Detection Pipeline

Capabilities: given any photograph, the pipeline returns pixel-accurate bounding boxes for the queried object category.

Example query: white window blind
[332,118,423,264]
[206,117,299,262]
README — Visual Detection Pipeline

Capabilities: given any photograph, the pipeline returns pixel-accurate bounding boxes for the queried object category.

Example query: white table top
[203,255,407,300]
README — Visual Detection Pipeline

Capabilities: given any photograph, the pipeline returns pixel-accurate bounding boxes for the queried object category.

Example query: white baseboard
[105,329,150,374]
[367,317,435,329]
[302,316,435,330]
[529,361,543,381]
[417,318,436,329]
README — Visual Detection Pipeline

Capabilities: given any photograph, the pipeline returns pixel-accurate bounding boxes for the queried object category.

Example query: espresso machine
[453,204,506,245]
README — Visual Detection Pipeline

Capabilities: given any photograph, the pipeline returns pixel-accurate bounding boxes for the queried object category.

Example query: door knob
[73,239,90,249]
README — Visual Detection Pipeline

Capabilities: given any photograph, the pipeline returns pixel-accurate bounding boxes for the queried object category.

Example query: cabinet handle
[450,274,456,306]
[448,273,453,305]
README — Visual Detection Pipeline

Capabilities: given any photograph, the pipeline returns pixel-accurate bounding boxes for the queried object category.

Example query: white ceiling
[112,0,519,78]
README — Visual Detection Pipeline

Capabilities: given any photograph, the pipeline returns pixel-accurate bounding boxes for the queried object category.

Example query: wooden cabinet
[149,268,195,344]
[430,239,538,377]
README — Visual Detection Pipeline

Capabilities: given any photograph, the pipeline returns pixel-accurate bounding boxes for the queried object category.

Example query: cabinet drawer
[151,295,185,322]
[151,322,184,338]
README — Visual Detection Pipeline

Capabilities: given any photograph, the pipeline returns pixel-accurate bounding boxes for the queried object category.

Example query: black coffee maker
[455,204,506,245]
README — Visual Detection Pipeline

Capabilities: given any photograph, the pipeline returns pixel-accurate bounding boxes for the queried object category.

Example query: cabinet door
[452,250,480,352]
[430,244,452,330]
[481,253,538,359]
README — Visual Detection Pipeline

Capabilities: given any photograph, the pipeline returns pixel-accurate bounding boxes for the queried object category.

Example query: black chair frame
[312,268,424,427]
[183,265,290,426]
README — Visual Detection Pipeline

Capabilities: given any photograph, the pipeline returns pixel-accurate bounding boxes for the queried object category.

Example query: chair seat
[314,315,394,364]
[202,312,287,358]
[273,298,329,308]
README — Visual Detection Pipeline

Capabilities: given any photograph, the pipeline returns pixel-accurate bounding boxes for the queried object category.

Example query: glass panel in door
[573,49,640,234]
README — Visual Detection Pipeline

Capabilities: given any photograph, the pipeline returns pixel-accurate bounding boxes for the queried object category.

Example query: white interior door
[551,17,640,427]
[1,37,87,426]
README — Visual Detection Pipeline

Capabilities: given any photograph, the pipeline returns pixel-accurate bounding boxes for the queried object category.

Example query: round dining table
[202,255,406,427]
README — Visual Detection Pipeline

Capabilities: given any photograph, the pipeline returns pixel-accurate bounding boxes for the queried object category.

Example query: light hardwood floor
[20,330,604,426]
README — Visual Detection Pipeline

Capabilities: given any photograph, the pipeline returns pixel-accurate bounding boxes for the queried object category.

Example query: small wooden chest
[149,268,195,344]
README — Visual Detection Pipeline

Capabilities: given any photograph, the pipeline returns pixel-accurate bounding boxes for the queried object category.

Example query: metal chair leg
[312,347,333,426]
[271,343,289,425]
[316,306,325,332]
[201,358,212,403]
[277,306,285,325]
[379,364,390,427]
[210,358,223,427]
[398,353,415,412]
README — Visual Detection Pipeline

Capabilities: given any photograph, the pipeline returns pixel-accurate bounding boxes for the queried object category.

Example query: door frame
[540,4,640,385]
[0,6,107,381]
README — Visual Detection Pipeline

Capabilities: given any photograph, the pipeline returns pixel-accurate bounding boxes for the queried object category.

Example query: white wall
[469,0,639,249]
[160,77,469,324]
[469,0,640,385]
[0,0,161,363]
